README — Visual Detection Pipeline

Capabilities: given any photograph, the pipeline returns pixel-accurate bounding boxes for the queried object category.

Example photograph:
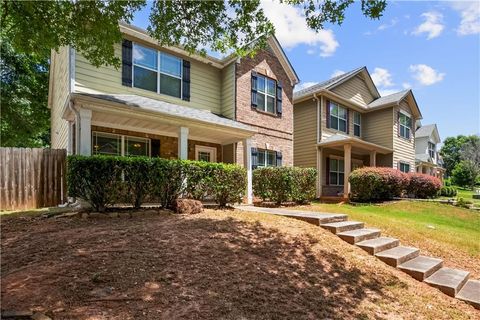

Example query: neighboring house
[415,123,445,181]
[293,67,422,199]
[48,22,299,204]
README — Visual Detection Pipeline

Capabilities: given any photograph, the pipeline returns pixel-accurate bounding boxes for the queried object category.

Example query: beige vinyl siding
[362,108,394,148]
[221,62,235,119]
[50,47,70,149]
[331,75,375,106]
[74,43,222,114]
[293,100,317,168]
[392,100,416,171]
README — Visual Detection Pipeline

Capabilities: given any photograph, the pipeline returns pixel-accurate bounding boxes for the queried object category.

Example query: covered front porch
[416,161,445,182]
[63,93,257,203]
[315,135,393,199]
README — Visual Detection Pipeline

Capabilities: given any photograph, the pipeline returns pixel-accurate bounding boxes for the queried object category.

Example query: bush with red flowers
[349,167,409,202]
[406,173,442,199]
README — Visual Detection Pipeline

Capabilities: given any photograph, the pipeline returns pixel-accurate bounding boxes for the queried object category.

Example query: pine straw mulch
[1,209,479,319]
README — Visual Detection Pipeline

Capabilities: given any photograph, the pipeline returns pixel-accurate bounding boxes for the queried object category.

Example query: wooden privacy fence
[0,148,67,211]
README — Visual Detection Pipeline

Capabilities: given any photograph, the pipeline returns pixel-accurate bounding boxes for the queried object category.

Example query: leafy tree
[1,0,387,68]
[452,160,479,190]
[461,135,480,167]
[0,38,50,147]
[440,135,470,176]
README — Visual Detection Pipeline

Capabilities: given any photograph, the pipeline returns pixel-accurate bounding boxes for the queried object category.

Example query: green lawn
[456,187,480,205]
[294,201,480,277]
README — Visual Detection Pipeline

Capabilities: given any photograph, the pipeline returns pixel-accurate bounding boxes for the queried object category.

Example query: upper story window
[428,141,436,159]
[329,102,347,133]
[257,75,276,113]
[353,112,361,137]
[399,112,412,139]
[133,43,182,98]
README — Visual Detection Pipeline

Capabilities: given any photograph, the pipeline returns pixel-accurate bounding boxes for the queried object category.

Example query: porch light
[133,143,141,148]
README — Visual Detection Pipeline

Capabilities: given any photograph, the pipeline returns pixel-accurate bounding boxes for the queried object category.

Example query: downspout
[68,100,80,155]
[313,93,321,143]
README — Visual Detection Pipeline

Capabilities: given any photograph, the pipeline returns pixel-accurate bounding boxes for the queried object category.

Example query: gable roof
[416,123,440,142]
[293,66,380,101]
[120,22,299,85]
[368,89,410,108]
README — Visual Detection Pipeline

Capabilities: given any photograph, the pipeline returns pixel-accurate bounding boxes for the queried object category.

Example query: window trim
[256,74,277,114]
[92,131,151,157]
[329,157,345,186]
[195,145,217,163]
[353,111,361,137]
[132,42,183,99]
[399,161,411,173]
[399,112,411,140]
[428,141,436,159]
[329,102,348,133]
[256,149,277,167]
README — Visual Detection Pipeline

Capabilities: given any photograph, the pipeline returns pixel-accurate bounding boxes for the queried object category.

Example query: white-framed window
[428,141,436,159]
[133,43,182,98]
[399,162,410,173]
[353,111,361,137]
[195,145,217,162]
[399,112,411,139]
[329,158,345,186]
[329,102,347,133]
[257,149,277,167]
[92,131,150,157]
[257,75,276,114]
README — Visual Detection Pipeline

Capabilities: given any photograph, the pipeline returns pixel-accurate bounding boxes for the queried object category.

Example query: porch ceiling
[68,93,257,145]
[318,134,393,155]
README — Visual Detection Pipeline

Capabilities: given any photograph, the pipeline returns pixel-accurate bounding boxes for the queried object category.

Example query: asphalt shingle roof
[367,90,410,108]
[75,93,256,132]
[415,124,437,138]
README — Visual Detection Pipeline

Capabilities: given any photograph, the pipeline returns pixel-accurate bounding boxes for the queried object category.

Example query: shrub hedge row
[253,167,317,204]
[439,186,457,197]
[349,167,442,202]
[67,155,246,211]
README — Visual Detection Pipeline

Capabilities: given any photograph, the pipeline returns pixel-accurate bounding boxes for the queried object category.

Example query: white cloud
[402,82,412,89]
[412,11,445,39]
[450,1,480,35]
[378,18,399,31]
[409,64,445,86]
[331,70,346,78]
[261,0,339,57]
[294,82,318,92]
[371,67,394,88]
[378,89,400,96]
[306,49,316,55]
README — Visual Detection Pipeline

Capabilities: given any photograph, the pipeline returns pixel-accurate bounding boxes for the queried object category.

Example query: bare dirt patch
[1,209,478,319]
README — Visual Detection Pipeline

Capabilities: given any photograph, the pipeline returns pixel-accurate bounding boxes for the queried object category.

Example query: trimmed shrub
[407,173,442,199]
[253,167,317,205]
[439,186,457,197]
[67,156,247,211]
[67,155,123,212]
[349,167,409,202]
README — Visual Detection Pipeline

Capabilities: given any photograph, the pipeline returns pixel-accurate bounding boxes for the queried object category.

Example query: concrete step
[375,246,420,267]
[398,256,443,281]
[337,228,381,244]
[456,280,480,309]
[425,267,470,297]
[356,237,399,255]
[320,221,364,234]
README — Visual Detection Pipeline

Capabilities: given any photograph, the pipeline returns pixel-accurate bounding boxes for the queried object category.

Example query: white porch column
[369,150,376,167]
[78,108,92,156]
[178,127,189,160]
[344,144,352,199]
[243,138,253,204]
[316,147,323,198]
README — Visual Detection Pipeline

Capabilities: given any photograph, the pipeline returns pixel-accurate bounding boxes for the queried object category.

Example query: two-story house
[293,67,422,199]
[415,123,445,181]
[48,22,299,204]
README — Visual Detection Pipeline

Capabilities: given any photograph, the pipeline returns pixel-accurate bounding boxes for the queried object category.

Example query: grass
[1,208,478,318]
[456,187,480,205]
[294,201,480,277]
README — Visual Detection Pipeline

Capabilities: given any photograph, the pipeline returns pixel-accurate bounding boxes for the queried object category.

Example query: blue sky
[133,1,480,140]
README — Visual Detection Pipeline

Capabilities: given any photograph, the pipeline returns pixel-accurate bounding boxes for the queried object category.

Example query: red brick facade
[234,49,294,166]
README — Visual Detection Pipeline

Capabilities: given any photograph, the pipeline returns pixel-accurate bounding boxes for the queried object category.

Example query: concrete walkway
[235,205,480,309]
